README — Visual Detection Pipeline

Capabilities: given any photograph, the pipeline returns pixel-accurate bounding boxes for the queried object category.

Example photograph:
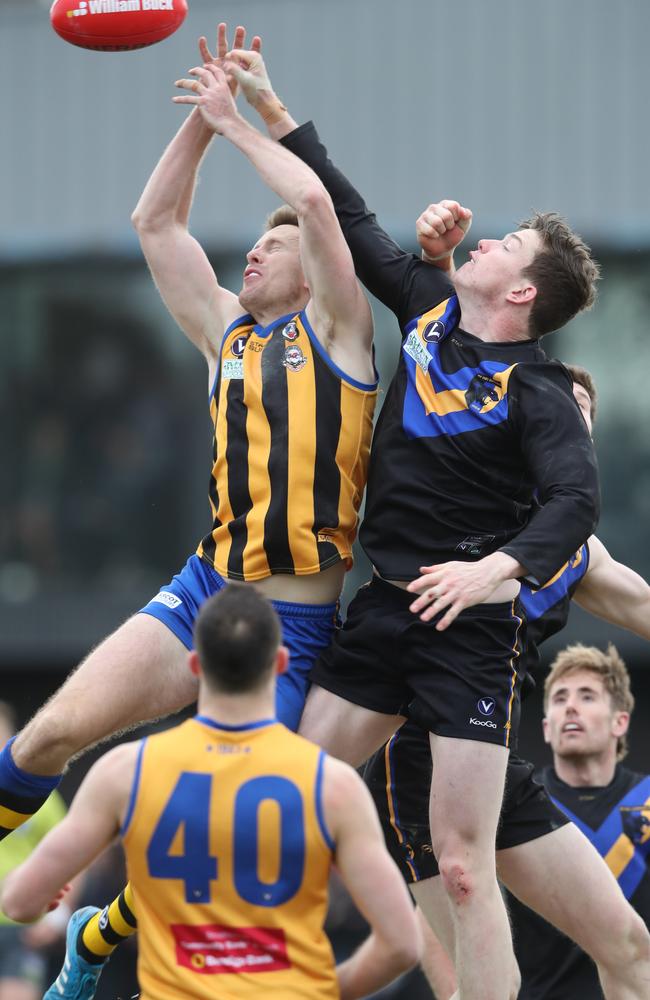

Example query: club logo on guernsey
[620,805,650,846]
[231,335,249,358]
[282,346,307,372]
[282,321,300,341]
[465,374,501,413]
[422,319,445,343]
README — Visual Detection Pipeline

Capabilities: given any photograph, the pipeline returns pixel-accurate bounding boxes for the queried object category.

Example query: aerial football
[50,0,188,51]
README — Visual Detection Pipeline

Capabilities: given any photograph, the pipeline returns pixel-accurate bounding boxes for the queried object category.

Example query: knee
[621,910,650,965]
[438,857,479,906]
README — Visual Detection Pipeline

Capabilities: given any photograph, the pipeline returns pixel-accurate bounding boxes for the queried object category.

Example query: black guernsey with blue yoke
[282,122,599,748]
[280,122,600,587]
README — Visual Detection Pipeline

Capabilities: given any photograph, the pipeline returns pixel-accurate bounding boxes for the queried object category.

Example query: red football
[50,0,188,52]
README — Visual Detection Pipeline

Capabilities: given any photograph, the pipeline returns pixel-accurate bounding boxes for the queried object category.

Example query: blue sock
[0,737,62,837]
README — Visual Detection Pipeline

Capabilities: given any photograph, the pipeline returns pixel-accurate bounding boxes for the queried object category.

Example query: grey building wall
[2,0,650,255]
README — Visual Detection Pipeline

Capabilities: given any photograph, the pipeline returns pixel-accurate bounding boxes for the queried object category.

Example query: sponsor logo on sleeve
[151,591,183,610]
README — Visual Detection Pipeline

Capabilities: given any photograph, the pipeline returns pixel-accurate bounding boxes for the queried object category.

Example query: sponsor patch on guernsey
[222,359,244,380]
[151,591,182,609]
[172,923,291,974]
[403,331,431,373]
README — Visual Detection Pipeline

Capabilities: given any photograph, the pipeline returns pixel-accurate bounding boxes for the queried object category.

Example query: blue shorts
[139,555,338,731]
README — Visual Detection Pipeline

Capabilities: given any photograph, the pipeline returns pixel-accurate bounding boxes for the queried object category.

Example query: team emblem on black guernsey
[282,345,307,372]
[465,373,501,412]
[422,319,445,343]
[620,805,650,846]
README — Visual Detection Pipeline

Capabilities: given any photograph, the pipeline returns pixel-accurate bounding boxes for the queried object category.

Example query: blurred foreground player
[233,47,601,1000]
[0,703,68,1000]
[507,643,650,999]
[1,587,421,1000]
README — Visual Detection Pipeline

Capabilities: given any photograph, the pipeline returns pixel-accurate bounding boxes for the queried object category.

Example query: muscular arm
[322,758,422,999]
[574,535,650,640]
[194,82,372,364]
[500,363,601,586]
[1,744,136,923]
[131,109,242,374]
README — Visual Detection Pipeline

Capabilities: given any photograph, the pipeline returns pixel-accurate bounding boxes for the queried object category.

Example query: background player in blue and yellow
[509,643,650,999]
[0,24,375,859]
[1,586,421,1000]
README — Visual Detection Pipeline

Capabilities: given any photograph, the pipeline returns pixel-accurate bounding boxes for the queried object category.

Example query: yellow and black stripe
[0,790,43,840]
[79,883,137,963]
[197,311,377,581]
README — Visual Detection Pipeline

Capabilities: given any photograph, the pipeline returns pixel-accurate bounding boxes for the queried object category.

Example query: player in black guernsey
[237,47,600,998]
[512,645,650,1000]
[367,368,650,998]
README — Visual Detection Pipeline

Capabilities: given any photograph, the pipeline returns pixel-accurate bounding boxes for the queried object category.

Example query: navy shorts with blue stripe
[139,554,338,731]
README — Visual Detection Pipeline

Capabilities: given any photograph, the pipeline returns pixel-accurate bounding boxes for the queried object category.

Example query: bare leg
[429,735,518,1000]
[498,824,650,1000]
[298,685,404,766]
[412,895,457,1000]
[12,614,196,775]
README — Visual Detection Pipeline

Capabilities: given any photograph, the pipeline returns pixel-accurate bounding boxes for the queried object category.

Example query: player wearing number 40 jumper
[231,44,601,1000]
[365,364,650,999]
[1,586,422,1000]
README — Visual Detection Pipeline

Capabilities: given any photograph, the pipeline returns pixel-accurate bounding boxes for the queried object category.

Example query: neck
[197,685,276,728]
[456,292,532,344]
[245,296,310,331]
[553,750,617,788]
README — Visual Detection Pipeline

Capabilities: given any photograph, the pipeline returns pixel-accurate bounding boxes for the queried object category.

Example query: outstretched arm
[174,63,372,367]
[228,50,452,328]
[131,26,257,376]
[574,535,650,640]
[1,744,136,923]
[323,758,422,999]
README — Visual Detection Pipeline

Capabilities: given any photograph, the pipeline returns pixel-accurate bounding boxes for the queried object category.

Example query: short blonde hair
[264,205,299,232]
[544,643,634,760]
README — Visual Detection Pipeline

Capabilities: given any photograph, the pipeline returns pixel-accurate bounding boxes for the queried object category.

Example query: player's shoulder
[319,753,367,809]
[511,357,574,394]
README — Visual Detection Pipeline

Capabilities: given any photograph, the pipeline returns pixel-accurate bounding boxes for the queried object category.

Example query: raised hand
[173,64,239,134]
[197,22,262,99]
[225,48,275,109]
[416,200,472,264]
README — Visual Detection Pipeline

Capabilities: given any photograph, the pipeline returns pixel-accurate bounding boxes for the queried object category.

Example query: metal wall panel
[2,0,649,253]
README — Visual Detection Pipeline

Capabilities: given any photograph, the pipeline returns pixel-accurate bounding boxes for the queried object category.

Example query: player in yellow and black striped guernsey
[1,586,421,1000]
[0,24,376,990]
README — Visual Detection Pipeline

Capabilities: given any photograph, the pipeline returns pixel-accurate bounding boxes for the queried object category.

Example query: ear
[275,645,290,677]
[188,651,201,678]
[542,716,551,744]
[612,711,630,739]
[506,283,537,306]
